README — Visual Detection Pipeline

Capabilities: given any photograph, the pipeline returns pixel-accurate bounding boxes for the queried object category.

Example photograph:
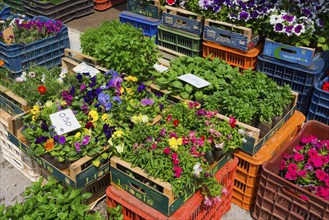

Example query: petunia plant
[279,135,329,201]
[114,102,244,205]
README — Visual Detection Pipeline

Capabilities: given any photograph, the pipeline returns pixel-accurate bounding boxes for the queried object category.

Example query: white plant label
[178,73,211,88]
[50,109,81,135]
[73,62,100,77]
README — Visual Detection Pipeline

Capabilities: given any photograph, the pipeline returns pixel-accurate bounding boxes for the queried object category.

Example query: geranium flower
[173,119,179,127]
[166,115,172,121]
[173,166,182,178]
[44,138,54,151]
[38,85,47,95]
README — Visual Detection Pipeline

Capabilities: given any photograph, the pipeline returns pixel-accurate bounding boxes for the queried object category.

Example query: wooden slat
[163,5,202,21]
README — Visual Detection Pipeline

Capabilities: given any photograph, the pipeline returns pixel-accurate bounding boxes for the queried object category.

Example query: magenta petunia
[285,172,297,181]
[287,163,298,173]
[297,170,307,178]
[308,148,318,158]
[279,160,286,170]
[295,145,304,151]
[293,152,304,162]
[301,135,317,144]
[300,195,309,201]
[284,154,292,160]
[316,170,327,181]
[313,155,328,168]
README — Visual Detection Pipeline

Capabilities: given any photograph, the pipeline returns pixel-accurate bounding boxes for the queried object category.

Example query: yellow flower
[83,128,92,136]
[124,76,138,82]
[168,137,182,151]
[101,114,108,121]
[114,130,124,138]
[75,132,81,139]
[142,115,149,123]
[126,88,134,95]
[120,87,125,94]
[60,101,67,106]
[88,110,99,122]
[32,116,36,121]
[31,105,40,115]
[131,115,139,124]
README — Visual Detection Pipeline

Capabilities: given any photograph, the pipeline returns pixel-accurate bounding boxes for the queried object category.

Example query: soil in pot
[271,115,282,128]
[282,102,292,116]
[213,148,224,162]
[42,154,70,170]
[258,121,272,138]
[205,151,215,165]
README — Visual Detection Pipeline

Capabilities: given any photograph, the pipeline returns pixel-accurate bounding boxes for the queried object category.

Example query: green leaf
[34,146,45,155]
[82,192,93,199]
[92,159,101,167]
[68,189,82,200]
[318,37,326,43]
[57,212,68,219]
[101,153,108,159]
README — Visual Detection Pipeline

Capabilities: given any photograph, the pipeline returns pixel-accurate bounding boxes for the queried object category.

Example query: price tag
[3,26,15,44]
[153,63,168,73]
[177,73,210,89]
[50,109,81,135]
[73,62,100,77]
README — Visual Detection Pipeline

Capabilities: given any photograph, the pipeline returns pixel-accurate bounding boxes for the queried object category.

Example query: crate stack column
[202,19,263,71]
[119,0,162,43]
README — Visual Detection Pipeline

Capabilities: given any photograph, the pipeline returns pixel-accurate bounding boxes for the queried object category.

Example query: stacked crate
[107,157,238,219]
[233,110,305,211]
[94,0,125,11]
[119,0,161,43]
[202,19,263,71]
[158,5,203,58]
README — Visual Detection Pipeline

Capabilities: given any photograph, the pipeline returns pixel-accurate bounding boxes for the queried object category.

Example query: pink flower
[173,166,182,178]
[279,160,286,170]
[313,155,328,168]
[325,176,329,187]
[287,163,298,173]
[284,154,292,159]
[172,153,178,160]
[170,132,178,138]
[151,143,156,150]
[204,196,212,206]
[308,148,318,158]
[173,159,179,165]
[166,115,172,121]
[293,152,304,162]
[222,187,228,196]
[182,135,189,144]
[213,196,221,203]
[285,172,297,181]
[301,135,317,144]
[297,170,307,178]
[316,170,327,181]
[189,131,196,139]
[300,195,309,201]
[229,116,236,128]
[163,147,170,155]
[295,145,304,151]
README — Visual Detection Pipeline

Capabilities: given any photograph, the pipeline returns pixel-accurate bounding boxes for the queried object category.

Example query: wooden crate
[110,153,232,216]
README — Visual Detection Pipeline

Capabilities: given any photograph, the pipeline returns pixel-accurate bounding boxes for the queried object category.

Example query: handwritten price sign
[50,109,81,135]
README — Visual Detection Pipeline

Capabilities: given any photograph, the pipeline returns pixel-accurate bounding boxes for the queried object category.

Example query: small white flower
[142,115,149,123]
[242,138,247,143]
[28,71,36,78]
[270,14,283,25]
[15,77,24,83]
[22,71,27,77]
[41,74,45,83]
[193,163,203,178]
[57,78,63,84]
[44,101,53,108]
[116,142,124,154]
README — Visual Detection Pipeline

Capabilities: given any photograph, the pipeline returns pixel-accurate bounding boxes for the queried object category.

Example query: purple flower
[80,84,86,91]
[159,128,166,137]
[198,0,211,10]
[239,11,249,20]
[137,84,146,92]
[82,136,90,145]
[294,24,303,34]
[282,14,294,22]
[302,8,312,17]
[275,23,283,31]
[140,98,154,106]
[316,18,324,28]
[58,136,66,144]
[34,136,48,144]
[159,103,164,110]
[76,73,83,83]
[204,196,212,206]
[75,142,81,152]
[284,25,294,34]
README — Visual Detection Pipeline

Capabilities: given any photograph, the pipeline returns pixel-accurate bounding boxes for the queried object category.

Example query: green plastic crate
[127,0,161,19]
[157,24,201,57]
[3,0,25,14]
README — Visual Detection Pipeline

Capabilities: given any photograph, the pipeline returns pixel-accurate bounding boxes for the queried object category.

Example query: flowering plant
[322,81,329,92]
[0,65,76,106]
[115,102,243,205]
[279,135,329,201]
[265,0,329,50]
[0,17,63,45]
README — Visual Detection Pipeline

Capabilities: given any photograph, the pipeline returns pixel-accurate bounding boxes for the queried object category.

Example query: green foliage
[0,177,104,220]
[108,205,124,220]
[0,65,77,106]
[80,20,158,82]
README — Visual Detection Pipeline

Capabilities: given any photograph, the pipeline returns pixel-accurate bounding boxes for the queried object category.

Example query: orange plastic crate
[232,110,306,211]
[106,157,238,219]
[93,0,125,11]
[202,40,263,70]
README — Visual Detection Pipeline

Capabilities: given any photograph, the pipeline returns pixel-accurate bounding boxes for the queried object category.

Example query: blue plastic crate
[0,4,10,19]
[0,16,70,75]
[307,76,329,125]
[257,54,328,115]
[119,10,161,37]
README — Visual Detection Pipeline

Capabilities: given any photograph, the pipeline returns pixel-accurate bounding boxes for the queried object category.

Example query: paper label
[177,73,210,88]
[3,26,15,44]
[72,62,100,77]
[50,109,81,135]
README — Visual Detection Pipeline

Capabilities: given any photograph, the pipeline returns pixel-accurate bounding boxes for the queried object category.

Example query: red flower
[173,119,179,127]
[322,81,329,92]
[229,116,236,128]
[201,135,205,141]
[85,121,94,129]
[166,0,176,5]
[163,147,170,155]
[38,85,47,95]
[167,115,172,121]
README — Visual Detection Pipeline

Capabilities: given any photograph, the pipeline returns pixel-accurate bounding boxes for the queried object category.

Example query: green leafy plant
[108,205,124,220]
[0,177,104,220]
[80,20,158,82]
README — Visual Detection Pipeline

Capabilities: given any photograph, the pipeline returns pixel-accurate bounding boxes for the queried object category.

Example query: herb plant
[80,20,158,82]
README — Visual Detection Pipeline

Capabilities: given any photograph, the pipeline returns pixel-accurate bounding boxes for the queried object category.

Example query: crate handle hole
[219,33,231,39]
[280,48,297,54]
[130,182,146,194]
[176,20,187,25]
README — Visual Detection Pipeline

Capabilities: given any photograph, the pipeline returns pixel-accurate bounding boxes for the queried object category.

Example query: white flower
[15,77,24,83]
[57,78,63,84]
[242,138,247,143]
[28,71,36,78]
[41,74,45,83]
[238,129,245,135]
[116,142,124,154]
[108,139,113,146]
[270,14,283,25]
[22,71,27,77]
[215,142,224,149]
[142,115,149,123]
[45,101,53,108]
[193,163,203,178]
[59,68,67,79]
